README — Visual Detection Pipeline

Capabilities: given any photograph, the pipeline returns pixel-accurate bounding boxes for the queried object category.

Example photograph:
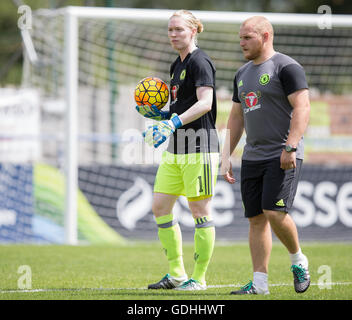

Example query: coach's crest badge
[259,73,270,85]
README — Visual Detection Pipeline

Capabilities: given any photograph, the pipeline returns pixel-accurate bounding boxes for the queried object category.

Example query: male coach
[221,16,311,295]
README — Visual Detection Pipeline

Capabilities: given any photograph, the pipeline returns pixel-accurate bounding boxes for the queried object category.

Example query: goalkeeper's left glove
[143,113,183,148]
[135,104,170,121]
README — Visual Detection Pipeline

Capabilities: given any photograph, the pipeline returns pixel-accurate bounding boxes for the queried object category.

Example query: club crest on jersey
[180,69,186,80]
[242,91,262,113]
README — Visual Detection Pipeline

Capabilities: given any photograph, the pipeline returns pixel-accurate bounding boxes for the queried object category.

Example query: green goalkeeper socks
[192,217,215,285]
[156,214,186,278]
[155,214,215,284]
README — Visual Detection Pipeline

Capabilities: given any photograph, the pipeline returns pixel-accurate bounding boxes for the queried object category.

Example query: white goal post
[25,6,352,245]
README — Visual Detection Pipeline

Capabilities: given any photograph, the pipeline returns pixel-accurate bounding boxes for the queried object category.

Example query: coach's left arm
[281,88,311,170]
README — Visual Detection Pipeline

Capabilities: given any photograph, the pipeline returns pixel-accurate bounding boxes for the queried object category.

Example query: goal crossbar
[57,6,352,27]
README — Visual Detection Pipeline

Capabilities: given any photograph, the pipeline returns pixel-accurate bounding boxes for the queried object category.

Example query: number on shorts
[198,176,204,193]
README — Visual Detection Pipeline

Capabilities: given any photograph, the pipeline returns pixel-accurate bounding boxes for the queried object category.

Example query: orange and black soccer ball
[134,77,169,110]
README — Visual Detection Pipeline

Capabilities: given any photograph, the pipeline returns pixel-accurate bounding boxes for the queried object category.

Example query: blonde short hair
[170,10,204,34]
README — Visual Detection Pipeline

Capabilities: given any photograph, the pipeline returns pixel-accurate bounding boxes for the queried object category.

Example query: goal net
[22,8,352,165]
[18,7,352,243]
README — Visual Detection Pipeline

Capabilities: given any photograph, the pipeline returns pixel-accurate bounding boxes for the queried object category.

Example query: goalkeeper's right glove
[143,113,182,148]
[135,104,170,121]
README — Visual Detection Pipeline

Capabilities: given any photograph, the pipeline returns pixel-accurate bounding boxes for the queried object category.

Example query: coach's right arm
[220,101,244,184]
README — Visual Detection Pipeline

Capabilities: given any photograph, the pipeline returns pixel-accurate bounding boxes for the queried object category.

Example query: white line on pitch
[208,282,352,288]
[0,282,351,294]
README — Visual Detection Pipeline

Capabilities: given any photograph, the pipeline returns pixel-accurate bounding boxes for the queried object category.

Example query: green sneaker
[291,264,310,293]
[230,281,258,295]
[175,278,206,291]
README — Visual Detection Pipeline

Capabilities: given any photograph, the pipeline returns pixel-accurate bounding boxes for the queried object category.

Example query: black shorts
[240,157,302,218]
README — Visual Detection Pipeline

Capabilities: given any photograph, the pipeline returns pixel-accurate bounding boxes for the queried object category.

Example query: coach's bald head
[241,16,274,41]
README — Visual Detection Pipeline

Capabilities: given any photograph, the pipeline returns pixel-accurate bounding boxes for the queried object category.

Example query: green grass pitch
[0,242,351,300]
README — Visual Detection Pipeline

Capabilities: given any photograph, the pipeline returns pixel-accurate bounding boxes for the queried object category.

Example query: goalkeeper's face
[168,16,197,52]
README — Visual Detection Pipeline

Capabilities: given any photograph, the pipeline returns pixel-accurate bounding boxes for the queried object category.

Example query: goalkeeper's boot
[148,273,187,290]
[175,278,206,291]
[291,264,310,293]
[230,280,269,295]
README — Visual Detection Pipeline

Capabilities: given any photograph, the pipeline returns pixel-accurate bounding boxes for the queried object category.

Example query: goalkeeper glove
[143,113,183,148]
[135,104,170,121]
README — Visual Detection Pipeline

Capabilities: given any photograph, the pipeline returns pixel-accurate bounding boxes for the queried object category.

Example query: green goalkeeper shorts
[154,151,219,200]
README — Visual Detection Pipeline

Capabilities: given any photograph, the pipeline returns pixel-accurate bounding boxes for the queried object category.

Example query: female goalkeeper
[136,9,219,291]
